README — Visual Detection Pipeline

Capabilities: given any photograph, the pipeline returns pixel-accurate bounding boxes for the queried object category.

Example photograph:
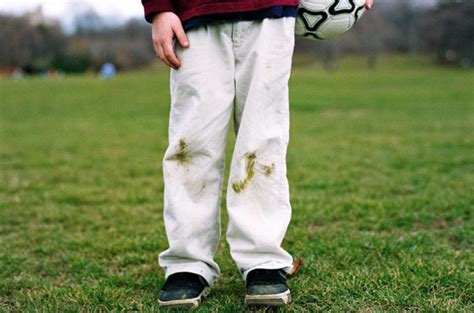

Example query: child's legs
[159,23,235,286]
[226,17,296,280]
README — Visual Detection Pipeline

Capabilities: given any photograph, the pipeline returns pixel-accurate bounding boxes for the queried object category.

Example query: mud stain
[232,152,256,193]
[196,181,206,197]
[262,163,275,177]
[171,138,191,165]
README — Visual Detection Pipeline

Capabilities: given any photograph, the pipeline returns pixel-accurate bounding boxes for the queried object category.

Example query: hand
[365,0,373,10]
[152,12,189,69]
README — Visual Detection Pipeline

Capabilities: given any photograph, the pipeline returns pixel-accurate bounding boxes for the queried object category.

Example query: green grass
[1,56,473,311]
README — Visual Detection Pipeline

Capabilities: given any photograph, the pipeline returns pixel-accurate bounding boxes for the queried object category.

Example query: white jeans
[159,17,295,286]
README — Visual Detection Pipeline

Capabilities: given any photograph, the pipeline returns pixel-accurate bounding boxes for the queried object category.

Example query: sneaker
[158,272,211,308]
[245,268,291,306]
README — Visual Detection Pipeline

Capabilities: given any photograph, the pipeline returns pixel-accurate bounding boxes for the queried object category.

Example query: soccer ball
[295,0,366,40]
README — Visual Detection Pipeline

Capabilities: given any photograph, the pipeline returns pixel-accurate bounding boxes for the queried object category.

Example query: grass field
[1,56,473,311]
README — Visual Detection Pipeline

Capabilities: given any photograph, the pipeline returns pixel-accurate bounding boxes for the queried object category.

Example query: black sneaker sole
[158,286,211,308]
[245,289,291,306]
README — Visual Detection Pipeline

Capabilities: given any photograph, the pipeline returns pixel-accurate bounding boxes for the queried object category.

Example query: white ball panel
[332,0,353,11]
[317,15,354,39]
[355,7,366,20]
[299,0,333,11]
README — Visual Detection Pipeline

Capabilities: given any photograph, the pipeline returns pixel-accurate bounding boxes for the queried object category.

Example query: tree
[0,14,65,69]
[434,0,474,67]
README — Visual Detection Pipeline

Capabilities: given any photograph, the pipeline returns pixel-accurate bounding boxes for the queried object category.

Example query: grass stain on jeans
[171,138,191,165]
[232,152,257,193]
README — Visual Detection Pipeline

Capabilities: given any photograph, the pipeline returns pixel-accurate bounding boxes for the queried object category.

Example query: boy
[141,0,373,308]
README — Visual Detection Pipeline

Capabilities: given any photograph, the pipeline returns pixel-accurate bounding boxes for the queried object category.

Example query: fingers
[163,41,181,69]
[153,36,180,69]
[172,23,189,48]
[156,44,175,69]
[160,23,189,69]
[151,12,189,70]
[365,0,373,10]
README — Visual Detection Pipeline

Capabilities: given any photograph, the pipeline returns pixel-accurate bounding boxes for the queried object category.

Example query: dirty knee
[231,151,278,194]
[165,138,195,166]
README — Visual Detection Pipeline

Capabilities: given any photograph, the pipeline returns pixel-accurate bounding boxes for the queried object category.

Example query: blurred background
[0,0,473,76]
[1,0,473,311]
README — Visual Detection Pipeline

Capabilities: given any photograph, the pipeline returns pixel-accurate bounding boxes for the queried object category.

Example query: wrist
[153,11,174,22]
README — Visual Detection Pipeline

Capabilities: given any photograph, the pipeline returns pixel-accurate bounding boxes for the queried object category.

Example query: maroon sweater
[142,0,299,23]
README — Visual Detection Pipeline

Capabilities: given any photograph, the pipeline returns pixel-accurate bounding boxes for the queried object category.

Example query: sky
[0,0,144,21]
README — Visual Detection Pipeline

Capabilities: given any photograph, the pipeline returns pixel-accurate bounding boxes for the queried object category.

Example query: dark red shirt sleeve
[142,0,174,23]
